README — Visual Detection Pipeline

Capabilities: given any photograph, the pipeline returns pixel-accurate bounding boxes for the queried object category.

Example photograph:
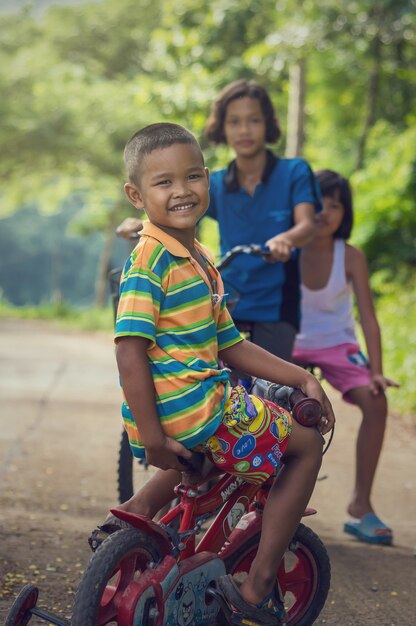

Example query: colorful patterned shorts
[197,386,292,485]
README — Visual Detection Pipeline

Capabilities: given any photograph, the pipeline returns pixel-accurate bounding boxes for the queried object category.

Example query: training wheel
[4,584,39,626]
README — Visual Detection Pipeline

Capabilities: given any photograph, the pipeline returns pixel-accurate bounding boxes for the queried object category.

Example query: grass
[0,298,113,332]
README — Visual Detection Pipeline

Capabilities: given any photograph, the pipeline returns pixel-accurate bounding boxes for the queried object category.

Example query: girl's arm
[219,339,335,434]
[347,244,399,394]
[116,336,192,470]
[116,216,143,239]
[265,202,316,262]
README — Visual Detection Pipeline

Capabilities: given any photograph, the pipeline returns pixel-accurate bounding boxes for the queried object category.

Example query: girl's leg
[239,421,323,606]
[346,386,387,520]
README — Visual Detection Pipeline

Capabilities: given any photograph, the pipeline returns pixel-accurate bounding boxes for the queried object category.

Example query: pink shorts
[292,342,371,403]
[197,386,292,485]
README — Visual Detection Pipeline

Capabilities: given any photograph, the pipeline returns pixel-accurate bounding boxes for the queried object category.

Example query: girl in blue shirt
[204,79,319,360]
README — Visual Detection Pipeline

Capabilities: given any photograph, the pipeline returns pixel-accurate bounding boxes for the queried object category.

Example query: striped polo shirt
[115,222,243,458]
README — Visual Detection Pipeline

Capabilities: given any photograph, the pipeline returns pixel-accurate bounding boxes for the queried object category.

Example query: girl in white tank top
[295,238,357,350]
[293,169,398,545]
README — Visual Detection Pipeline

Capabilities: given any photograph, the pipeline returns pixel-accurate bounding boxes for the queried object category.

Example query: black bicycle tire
[117,429,134,503]
[4,584,38,626]
[71,528,164,626]
[222,523,330,626]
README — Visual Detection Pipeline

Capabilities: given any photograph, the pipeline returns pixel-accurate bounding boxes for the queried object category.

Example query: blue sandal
[218,574,287,625]
[343,512,393,545]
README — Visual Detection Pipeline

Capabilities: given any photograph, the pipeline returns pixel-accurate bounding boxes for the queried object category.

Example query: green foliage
[352,124,416,273]
[0,297,113,332]
[199,217,220,259]
[0,204,109,306]
[376,278,416,419]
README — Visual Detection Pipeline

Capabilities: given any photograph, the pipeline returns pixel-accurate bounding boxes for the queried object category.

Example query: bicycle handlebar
[216,244,270,271]
[252,380,323,427]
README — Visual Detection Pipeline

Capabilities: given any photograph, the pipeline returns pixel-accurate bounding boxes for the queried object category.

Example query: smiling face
[223,96,267,158]
[124,142,209,241]
[315,190,345,238]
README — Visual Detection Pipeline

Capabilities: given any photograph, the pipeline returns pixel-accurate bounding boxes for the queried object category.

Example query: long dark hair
[205,79,281,145]
[316,169,353,239]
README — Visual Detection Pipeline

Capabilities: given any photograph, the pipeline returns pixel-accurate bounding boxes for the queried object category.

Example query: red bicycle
[5,383,330,626]
[70,381,330,626]
[73,383,330,626]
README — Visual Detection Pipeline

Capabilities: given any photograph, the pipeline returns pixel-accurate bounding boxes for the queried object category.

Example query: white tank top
[295,239,357,350]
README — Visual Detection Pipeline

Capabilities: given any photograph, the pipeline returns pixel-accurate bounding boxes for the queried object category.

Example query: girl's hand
[301,375,336,435]
[264,234,292,262]
[145,436,193,472]
[116,217,143,240]
[369,373,400,396]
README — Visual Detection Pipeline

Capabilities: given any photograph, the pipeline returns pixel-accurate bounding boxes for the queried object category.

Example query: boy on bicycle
[115,122,335,624]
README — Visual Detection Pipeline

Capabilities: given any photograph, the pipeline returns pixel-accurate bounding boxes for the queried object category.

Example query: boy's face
[125,143,209,238]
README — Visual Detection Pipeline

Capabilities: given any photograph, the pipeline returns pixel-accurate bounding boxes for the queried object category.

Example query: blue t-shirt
[206,152,321,328]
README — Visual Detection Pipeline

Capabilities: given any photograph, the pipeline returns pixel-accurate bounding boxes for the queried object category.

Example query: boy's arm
[348,245,399,394]
[219,339,335,434]
[265,202,316,262]
[116,336,192,471]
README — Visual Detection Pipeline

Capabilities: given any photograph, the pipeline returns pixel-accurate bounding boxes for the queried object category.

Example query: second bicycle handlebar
[216,244,270,271]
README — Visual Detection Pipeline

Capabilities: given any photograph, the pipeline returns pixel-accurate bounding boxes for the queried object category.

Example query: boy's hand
[369,373,400,396]
[301,376,335,435]
[145,436,193,472]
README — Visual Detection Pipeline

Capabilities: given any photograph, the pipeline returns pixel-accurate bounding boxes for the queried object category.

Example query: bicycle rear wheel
[223,523,330,625]
[118,429,149,503]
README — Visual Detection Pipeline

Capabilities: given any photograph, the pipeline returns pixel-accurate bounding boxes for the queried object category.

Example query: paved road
[0,318,415,625]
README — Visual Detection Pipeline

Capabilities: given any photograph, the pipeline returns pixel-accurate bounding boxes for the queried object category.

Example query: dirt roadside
[0,318,415,625]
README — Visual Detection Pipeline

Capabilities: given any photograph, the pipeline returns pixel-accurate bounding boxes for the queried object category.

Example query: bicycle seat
[178,452,213,480]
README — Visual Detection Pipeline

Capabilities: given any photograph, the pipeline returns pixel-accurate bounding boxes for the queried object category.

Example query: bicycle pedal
[205,585,232,617]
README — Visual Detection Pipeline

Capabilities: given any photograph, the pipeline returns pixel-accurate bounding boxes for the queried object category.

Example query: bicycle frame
[111,469,315,563]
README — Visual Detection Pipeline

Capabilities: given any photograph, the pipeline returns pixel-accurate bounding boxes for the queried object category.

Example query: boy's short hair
[316,169,353,240]
[205,79,281,145]
[124,122,203,185]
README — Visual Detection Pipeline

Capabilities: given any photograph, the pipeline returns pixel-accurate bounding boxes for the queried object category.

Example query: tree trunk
[95,199,122,308]
[285,57,306,158]
[355,35,382,171]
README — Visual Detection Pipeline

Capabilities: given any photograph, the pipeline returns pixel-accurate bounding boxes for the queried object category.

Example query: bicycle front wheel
[223,523,330,626]
[72,528,165,626]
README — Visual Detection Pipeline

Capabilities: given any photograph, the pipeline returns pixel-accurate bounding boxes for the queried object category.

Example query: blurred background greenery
[0,0,415,416]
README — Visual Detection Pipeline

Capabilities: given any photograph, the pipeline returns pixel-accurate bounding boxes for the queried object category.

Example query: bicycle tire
[4,584,38,626]
[222,523,330,626]
[71,528,164,626]
[117,429,134,502]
